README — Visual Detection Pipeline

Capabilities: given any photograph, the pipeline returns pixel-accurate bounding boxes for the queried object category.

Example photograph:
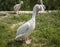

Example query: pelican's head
[33,4,45,16]
[20,1,23,4]
[33,4,41,12]
[33,4,45,12]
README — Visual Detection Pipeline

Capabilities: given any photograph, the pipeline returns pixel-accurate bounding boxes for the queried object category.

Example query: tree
[29,0,38,10]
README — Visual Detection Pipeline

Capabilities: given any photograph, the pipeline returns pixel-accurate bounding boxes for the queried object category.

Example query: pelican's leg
[14,11,19,16]
[16,11,18,15]
[15,11,17,14]
[25,37,32,44]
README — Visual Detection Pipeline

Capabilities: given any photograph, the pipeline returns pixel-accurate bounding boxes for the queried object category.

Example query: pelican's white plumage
[15,4,45,41]
[14,1,23,14]
[15,21,35,39]
[40,0,46,11]
[15,4,45,44]
[39,5,45,11]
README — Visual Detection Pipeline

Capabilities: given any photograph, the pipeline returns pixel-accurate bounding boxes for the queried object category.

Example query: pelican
[15,4,44,44]
[40,5,45,11]
[14,1,23,14]
[40,0,46,11]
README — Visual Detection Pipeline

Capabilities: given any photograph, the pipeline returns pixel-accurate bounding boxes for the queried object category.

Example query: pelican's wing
[14,4,20,11]
[16,23,30,38]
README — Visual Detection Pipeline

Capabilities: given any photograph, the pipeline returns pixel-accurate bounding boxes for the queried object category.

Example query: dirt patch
[10,22,25,29]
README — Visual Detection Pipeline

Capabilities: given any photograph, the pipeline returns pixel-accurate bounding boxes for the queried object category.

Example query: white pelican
[40,0,46,11]
[15,4,44,44]
[14,1,23,14]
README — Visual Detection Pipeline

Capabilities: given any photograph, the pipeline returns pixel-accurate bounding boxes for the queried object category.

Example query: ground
[0,11,60,47]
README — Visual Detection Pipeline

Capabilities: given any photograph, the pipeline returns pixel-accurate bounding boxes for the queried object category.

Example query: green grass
[0,12,60,47]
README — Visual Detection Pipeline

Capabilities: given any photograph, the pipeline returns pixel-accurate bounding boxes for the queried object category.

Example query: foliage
[0,0,60,10]
[0,12,60,47]
[44,0,60,10]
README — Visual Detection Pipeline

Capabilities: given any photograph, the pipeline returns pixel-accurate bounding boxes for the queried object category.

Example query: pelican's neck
[32,12,36,18]
[40,0,43,5]
[31,10,37,21]
[31,15,35,21]
[31,4,39,21]
[32,7,37,18]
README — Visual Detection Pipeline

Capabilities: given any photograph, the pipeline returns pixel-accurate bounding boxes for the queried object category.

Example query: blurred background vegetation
[0,0,60,11]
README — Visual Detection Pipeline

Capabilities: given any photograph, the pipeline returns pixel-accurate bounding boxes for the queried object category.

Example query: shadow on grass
[7,40,24,47]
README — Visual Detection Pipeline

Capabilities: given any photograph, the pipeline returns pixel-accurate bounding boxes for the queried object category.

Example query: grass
[0,12,60,47]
